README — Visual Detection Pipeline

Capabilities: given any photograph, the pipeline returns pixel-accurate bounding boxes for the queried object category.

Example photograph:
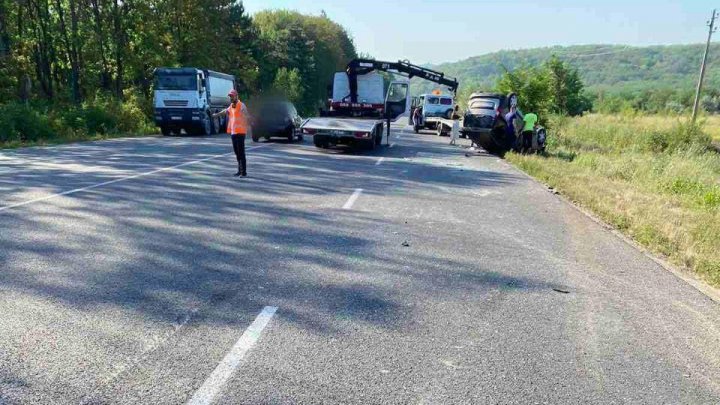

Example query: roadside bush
[0,103,55,143]
[1,94,155,148]
[643,121,710,153]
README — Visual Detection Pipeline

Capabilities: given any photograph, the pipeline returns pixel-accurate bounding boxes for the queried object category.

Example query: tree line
[0,1,357,145]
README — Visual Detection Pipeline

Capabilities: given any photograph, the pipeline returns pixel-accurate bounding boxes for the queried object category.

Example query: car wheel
[161,126,172,136]
[252,134,259,142]
[445,109,453,119]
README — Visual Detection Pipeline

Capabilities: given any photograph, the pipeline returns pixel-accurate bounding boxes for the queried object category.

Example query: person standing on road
[450,105,460,145]
[504,106,523,151]
[521,112,539,152]
[213,89,250,177]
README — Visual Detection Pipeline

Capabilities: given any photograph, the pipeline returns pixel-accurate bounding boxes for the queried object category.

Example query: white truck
[153,67,235,136]
[301,59,459,150]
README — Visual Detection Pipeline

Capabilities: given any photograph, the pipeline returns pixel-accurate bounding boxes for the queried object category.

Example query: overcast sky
[243,0,716,64]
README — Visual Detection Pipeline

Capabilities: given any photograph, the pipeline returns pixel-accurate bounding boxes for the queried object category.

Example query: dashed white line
[375,157,385,166]
[389,143,396,148]
[187,306,278,405]
[342,188,363,210]
[0,143,271,213]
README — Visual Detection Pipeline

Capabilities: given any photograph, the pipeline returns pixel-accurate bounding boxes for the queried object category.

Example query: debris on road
[552,288,571,294]
[401,241,410,247]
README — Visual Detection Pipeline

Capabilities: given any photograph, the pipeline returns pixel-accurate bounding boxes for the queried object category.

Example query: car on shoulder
[461,92,522,153]
[252,99,304,142]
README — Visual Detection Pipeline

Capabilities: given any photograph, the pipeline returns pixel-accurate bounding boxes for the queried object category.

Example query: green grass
[507,113,720,286]
[0,95,156,150]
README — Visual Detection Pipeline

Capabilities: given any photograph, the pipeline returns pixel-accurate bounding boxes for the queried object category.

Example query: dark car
[252,100,304,142]
[461,92,522,153]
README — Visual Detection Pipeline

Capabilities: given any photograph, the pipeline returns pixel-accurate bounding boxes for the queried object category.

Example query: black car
[461,92,522,153]
[252,100,304,142]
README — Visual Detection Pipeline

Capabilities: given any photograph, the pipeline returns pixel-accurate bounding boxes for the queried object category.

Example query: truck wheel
[219,117,228,134]
[199,115,212,136]
[161,126,172,136]
[210,115,219,135]
[445,109,453,119]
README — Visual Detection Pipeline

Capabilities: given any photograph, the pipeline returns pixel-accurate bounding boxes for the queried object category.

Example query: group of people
[504,107,541,153]
[214,89,543,178]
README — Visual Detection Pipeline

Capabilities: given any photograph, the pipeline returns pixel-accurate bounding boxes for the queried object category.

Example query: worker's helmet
[228,89,238,97]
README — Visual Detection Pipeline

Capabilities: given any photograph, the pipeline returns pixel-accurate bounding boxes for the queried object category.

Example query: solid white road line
[187,306,278,405]
[342,188,363,210]
[375,157,385,166]
[0,144,271,213]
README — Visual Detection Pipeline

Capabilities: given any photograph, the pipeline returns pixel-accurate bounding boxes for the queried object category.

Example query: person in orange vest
[213,89,250,177]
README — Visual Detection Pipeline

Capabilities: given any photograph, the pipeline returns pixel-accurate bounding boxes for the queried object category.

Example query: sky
[243,0,717,65]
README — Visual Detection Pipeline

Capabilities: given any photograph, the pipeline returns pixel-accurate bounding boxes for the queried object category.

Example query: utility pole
[692,9,717,122]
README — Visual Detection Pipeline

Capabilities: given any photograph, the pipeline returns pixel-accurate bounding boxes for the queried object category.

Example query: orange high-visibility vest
[227,102,247,135]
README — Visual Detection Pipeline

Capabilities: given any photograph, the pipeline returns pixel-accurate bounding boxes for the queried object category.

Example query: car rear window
[427,97,439,105]
[440,98,452,105]
[469,99,498,110]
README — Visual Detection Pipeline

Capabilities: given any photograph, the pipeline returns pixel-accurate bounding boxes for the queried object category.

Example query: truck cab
[153,67,235,136]
[417,93,455,120]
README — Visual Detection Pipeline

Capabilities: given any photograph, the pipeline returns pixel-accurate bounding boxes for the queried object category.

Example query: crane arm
[345,59,459,103]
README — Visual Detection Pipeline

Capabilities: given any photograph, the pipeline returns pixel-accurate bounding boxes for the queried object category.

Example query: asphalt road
[1,129,719,404]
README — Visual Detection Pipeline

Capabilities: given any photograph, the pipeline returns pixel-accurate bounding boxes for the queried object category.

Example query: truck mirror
[384,82,409,121]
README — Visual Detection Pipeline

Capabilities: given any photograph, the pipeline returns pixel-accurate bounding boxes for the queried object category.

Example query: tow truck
[300,59,459,150]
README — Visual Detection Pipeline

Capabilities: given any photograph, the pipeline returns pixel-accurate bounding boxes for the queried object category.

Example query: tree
[495,56,591,117]
[545,55,591,115]
[272,67,303,104]
[496,64,552,116]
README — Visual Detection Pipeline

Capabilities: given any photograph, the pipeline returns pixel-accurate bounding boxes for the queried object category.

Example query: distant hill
[410,44,720,99]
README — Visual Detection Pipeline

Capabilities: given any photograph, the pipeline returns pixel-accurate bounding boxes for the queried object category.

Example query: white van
[417,93,454,119]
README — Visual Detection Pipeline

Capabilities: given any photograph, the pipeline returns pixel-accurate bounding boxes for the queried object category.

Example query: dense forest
[411,44,720,114]
[0,1,356,144]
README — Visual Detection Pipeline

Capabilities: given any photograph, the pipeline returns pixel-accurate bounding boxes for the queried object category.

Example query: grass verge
[0,94,156,150]
[506,113,720,286]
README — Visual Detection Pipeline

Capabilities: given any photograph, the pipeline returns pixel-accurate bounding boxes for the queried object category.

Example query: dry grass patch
[507,113,720,286]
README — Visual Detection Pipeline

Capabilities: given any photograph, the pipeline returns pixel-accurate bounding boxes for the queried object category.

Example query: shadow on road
[0,134,552,337]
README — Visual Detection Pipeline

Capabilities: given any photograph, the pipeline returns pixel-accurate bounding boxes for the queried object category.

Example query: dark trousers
[522,130,534,150]
[231,134,246,174]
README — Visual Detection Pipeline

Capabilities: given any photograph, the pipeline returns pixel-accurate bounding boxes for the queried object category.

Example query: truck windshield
[155,75,197,91]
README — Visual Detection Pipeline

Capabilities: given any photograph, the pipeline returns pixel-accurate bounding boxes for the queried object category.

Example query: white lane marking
[389,143,396,148]
[0,144,270,213]
[188,306,278,405]
[396,134,402,140]
[342,188,363,210]
[375,157,385,166]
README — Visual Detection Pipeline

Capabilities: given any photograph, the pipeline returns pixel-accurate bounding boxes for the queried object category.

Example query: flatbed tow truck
[301,59,459,149]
